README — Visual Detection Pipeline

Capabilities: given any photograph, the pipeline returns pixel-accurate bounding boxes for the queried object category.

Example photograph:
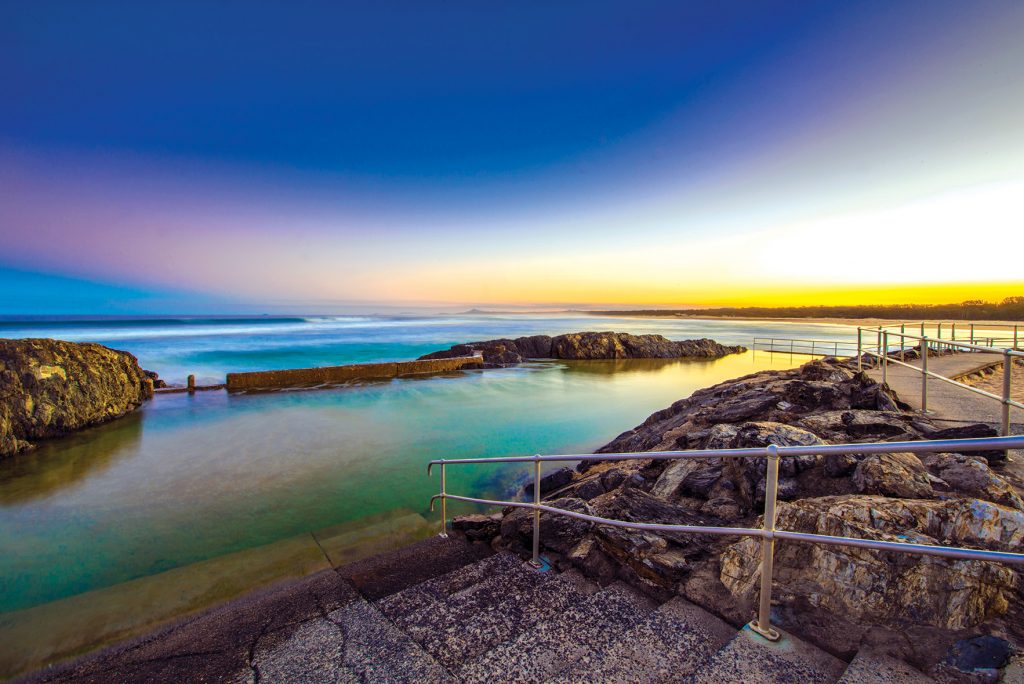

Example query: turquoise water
[0,312,856,385]
[0,314,852,612]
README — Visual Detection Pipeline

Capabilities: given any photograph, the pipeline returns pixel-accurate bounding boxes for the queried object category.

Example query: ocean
[0,312,856,612]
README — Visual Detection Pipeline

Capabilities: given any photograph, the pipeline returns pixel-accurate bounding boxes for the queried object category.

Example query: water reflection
[0,413,142,506]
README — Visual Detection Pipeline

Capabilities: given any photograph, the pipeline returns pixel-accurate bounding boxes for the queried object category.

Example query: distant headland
[590,296,1024,322]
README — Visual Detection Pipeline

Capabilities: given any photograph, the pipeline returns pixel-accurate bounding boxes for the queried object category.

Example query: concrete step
[838,649,934,683]
[338,532,494,601]
[398,558,554,636]
[689,624,846,684]
[417,569,598,670]
[377,551,524,621]
[253,597,453,683]
[548,596,736,683]
[457,581,657,683]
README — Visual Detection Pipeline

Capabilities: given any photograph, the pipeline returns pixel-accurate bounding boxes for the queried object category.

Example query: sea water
[0,313,854,612]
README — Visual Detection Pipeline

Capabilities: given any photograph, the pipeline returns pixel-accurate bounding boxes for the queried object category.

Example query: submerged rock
[419,331,745,366]
[0,338,154,457]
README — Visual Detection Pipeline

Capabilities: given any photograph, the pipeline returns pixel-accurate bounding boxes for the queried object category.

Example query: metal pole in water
[901,324,906,362]
[921,336,929,413]
[750,444,781,642]
[1015,325,1019,350]
[970,323,975,345]
[857,328,863,370]
[531,456,542,568]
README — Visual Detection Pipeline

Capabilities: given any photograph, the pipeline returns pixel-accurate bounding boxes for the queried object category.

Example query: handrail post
[529,455,543,568]
[970,323,975,345]
[882,331,888,384]
[921,336,929,413]
[875,327,882,368]
[439,461,449,538]
[1003,350,1013,461]
[750,444,781,641]
[857,328,862,370]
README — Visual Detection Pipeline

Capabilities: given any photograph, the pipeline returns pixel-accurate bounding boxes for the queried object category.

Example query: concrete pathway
[866,352,1024,431]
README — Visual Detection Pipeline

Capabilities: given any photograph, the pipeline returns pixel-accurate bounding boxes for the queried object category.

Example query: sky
[1,1,1023,314]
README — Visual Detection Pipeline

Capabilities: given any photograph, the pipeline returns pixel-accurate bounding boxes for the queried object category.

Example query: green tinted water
[0,352,802,612]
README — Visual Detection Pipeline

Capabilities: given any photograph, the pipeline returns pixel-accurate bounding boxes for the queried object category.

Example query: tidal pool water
[0,314,852,613]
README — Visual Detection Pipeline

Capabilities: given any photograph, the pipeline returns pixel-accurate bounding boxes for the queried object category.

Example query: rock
[719,496,1020,630]
[927,424,1005,462]
[500,497,593,554]
[522,466,574,496]
[853,452,935,499]
[942,635,1013,674]
[143,369,167,389]
[565,535,618,585]
[451,514,501,541]
[565,475,606,500]
[824,453,859,478]
[651,458,724,500]
[796,410,920,442]
[419,331,744,366]
[919,452,1024,510]
[0,338,154,457]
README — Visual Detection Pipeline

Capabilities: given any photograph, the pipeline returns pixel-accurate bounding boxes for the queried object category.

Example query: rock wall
[419,331,745,366]
[225,354,483,391]
[1,339,154,457]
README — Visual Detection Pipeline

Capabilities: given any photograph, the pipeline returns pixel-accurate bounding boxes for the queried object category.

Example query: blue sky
[2,2,1022,312]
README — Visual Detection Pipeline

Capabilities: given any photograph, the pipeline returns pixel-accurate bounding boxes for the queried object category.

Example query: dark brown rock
[419,331,744,367]
[522,466,574,496]
[500,497,593,554]
[1,338,155,457]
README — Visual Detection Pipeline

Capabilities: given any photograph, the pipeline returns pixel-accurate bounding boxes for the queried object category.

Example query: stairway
[250,544,936,683]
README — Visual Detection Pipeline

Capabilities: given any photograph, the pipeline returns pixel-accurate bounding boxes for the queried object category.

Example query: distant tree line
[595,297,1024,321]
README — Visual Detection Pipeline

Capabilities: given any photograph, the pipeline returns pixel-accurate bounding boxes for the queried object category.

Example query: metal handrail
[428,434,1024,642]
[751,337,859,358]
[856,327,1022,440]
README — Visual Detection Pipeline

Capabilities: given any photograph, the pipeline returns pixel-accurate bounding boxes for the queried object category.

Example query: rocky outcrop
[0,338,154,457]
[419,332,745,367]
[719,496,1021,630]
[477,356,1024,671]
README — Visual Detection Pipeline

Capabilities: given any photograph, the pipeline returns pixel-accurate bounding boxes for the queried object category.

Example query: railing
[752,337,858,357]
[856,327,1023,442]
[876,321,1021,350]
[428,435,1024,642]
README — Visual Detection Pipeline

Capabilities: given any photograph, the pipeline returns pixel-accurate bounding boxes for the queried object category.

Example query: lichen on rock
[1,338,155,457]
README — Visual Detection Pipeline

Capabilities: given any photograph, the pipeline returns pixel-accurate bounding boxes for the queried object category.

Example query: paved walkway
[866,352,1024,430]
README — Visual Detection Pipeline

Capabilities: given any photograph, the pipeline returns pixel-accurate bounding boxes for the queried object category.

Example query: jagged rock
[1,338,154,457]
[719,496,1021,630]
[651,458,724,500]
[853,452,935,499]
[522,466,574,496]
[451,514,501,541]
[920,452,1024,510]
[924,423,1005,463]
[941,635,1013,673]
[824,453,859,478]
[419,332,744,366]
[501,497,593,554]
[796,410,920,442]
